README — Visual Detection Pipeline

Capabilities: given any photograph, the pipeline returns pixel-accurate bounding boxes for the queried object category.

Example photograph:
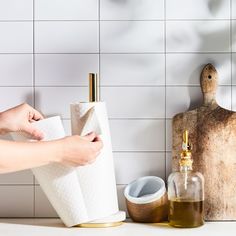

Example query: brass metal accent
[76,221,123,228]
[89,73,100,102]
[180,130,193,167]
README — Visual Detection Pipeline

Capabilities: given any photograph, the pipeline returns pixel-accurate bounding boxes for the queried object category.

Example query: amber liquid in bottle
[168,130,204,228]
[169,199,204,228]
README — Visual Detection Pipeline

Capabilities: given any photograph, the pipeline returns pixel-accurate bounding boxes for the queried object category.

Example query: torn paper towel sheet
[71,102,119,222]
[11,114,123,226]
[11,116,88,226]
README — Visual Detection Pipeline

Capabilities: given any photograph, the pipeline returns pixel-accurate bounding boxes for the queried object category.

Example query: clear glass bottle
[168,130,204,228]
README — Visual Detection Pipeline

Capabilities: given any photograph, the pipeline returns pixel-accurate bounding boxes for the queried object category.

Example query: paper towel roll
[11,116,88,227]
[71,102,119,222]
[11,114,124,226]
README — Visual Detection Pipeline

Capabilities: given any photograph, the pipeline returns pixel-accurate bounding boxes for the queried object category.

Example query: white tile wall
[100,21,164,53]
[0,54,33,86]
[166,54,231,85]
[35,21,98,53]
[166,21,230,53]
[0,186,34,217]
[0,0,33,20]
[102,87,165,118]
[0,0,234,218]
[0,170,33,184]
[35,0,98,20]
[100,54,165,86]
[100,0,164,20]
[166,0,230,20]
[114,152,165,184]
[0,22,33,53]
[35,54,99,86]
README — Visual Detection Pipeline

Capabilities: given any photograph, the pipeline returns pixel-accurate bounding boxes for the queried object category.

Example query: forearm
[0,140,62,173]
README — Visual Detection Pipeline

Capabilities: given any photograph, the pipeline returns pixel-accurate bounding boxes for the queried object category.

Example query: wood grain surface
[172,64,236,220]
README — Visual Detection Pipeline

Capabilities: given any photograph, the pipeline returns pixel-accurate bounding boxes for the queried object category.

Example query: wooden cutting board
[172,64,236,220]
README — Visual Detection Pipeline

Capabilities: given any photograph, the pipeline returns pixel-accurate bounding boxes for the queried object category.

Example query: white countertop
[0,219,235,236]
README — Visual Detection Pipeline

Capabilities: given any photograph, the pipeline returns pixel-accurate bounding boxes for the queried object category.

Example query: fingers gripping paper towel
[11,116,88,227]
[11,114,122,226]
[70,102,119,222]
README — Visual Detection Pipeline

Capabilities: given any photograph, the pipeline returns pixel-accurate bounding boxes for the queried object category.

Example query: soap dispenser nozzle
[180,130,193,167]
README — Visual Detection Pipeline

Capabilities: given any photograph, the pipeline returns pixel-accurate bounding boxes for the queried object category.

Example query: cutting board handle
[200,64,218,105]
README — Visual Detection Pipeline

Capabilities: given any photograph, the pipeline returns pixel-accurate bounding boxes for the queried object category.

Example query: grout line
[63,117,167,121]
[0,52,234,55]
[113,151,166,153]
[32,0,36,218]
[0,184,35,186]
[0,84,232,88]
[98,0,101,96]
[230,0,233,111]
[0,19,233,22]
[164,0,167,183]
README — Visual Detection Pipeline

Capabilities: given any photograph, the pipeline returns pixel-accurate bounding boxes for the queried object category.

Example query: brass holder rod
[89,73,100,102]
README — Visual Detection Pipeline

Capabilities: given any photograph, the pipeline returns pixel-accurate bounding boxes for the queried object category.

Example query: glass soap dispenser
[168,130,204,228]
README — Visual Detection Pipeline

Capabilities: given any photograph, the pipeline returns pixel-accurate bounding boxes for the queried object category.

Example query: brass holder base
[76,221,123,228]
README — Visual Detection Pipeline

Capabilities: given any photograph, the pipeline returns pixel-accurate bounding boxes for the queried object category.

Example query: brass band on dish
[76,221,123,228]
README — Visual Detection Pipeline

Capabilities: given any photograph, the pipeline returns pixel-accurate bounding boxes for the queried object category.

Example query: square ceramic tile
[35,87,87,118]
[0,170,33,184]
[35,0,98,20]
[35,54,99,86]
[166,152,172,180]
[166,119,172,152]
[166,54,231,85]
[0,186,33,217]
[35,21,98,53]
[0,87,33,112]
[166,86,203,118]
[100,21,164,53]
[0,22,32,53]
[35,186,58,217]
[0,0,33,20]
[233,53,236,84]
[166,0,230,20]
[216,86,231,110]
[0,55,33,86]
[101,87,165,118]
[116,185,128,216]
[166,21,230,52]
[232,86,236,111]
[110,120,165,151]
[100,0,164,20]
[100,54,165,86]
[232,2,236,19]
[232,21,236,52]
[114,152,165,184]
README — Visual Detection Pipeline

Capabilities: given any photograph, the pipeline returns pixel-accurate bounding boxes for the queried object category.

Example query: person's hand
[0,103,44,140]
[57,132,103,166]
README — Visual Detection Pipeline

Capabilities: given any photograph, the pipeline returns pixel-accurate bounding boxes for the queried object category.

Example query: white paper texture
[11,116,88,226]
[11,106,121,227]
[71,102,119,222]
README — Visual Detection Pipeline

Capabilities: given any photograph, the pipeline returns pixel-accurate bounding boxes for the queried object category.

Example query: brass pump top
[179,130,193,167]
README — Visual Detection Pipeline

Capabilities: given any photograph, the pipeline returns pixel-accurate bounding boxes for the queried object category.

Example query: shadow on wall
[173,0,233,112]
[207,0,225,16]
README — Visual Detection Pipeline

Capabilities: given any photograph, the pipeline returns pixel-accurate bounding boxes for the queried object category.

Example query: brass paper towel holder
[75,73,125,228]
[89,73,100,102]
